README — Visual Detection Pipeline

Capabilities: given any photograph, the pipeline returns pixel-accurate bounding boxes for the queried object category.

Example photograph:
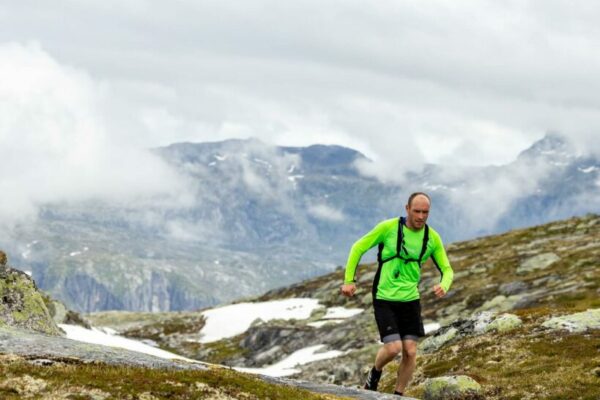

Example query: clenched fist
[340,283,357,297]
[433,284,446,298]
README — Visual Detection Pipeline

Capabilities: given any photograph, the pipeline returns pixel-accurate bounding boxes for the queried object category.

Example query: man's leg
[394,339,418,394]
[365,339,402,391]
[375,340,403,370]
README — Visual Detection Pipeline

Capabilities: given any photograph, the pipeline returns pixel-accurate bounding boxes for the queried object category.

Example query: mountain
[3,134,599,312]
[88,214,600,400]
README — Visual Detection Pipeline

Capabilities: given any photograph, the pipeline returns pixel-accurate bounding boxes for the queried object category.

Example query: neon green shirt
[344,218,453,302]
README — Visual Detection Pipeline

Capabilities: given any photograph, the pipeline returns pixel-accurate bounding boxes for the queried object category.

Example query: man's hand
[340,283,357,297]
[433,284,446,298]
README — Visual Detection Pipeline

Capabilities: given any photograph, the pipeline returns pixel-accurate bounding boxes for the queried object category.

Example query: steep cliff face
[0,251,61,336]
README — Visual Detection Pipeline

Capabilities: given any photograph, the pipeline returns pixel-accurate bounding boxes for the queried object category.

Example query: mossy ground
[0,354,349,400]
[83,215,599,398]
[377,307,600,400]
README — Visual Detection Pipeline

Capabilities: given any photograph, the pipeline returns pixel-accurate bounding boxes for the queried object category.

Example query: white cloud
[307,204,346,222]
[0,42,193,225]
[5,1,600,168]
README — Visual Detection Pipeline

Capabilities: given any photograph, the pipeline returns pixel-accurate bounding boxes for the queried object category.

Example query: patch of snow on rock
[321,307,363,319]
[236,344,344,377]
[59,324,196,362]
[199,298,321,343]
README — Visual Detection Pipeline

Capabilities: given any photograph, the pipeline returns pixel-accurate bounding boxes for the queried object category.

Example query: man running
[340,192,453,396]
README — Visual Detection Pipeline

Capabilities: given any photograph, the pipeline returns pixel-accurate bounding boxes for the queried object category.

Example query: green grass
[0,355,348,400]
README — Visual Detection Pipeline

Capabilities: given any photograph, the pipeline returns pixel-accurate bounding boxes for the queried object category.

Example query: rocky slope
[1,251,412,399]
[89,214,600,399]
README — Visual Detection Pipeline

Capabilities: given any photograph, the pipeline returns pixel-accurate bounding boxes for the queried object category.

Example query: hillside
[89,214,600,399]
[1,252,403,400]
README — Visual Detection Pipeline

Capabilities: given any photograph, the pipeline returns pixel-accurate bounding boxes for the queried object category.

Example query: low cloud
[0,42,193,226]
[308,204,346,222]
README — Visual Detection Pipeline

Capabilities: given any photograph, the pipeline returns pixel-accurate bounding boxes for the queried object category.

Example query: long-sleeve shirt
[344,218,453,302]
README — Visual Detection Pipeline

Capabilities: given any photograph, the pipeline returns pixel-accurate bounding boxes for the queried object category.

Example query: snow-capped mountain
[4,134,599,312]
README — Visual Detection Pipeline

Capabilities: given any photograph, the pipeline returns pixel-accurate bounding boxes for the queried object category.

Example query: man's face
[405,195,430,229]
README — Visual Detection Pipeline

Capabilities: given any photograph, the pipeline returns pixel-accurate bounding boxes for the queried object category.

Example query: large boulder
[423,375,483,400]
[484,313,522,333]
[541,309,600,333]
[0,251,62,336]
[420,312,522,354]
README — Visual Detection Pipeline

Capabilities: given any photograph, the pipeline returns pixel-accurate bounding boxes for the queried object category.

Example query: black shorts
[373,299,425,343]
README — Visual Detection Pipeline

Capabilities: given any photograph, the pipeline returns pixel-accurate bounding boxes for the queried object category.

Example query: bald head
[407,192,431,208]
[405,192,431,230]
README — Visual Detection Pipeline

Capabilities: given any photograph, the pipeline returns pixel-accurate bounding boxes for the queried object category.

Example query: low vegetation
[0,355,347,400]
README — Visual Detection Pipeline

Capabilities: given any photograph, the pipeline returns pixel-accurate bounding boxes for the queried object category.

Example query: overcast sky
[1,1,599,222]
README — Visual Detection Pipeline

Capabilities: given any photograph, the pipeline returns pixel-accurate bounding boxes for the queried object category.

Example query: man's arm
[431,235,454,298]
[341,220,390,297]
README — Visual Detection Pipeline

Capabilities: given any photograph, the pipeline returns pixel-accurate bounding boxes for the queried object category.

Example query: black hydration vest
[372,217,429,298]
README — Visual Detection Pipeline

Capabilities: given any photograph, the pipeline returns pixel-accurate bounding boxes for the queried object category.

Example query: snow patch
[424,322,441,334]
[307,320,344,328]
[287,165,296,173]
[69,251,81,257]
[253,158,272,168]
[59,324,196,362]
[198,298,321,343]
[321,307,363,319]
[579,166,598,174]
[235,344,344,377]
[214,154,227,161]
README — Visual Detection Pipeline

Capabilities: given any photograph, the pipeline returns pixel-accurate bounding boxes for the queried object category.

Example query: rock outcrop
[541,309,600,332]
[0,251,61,336]
[422,376,482,400]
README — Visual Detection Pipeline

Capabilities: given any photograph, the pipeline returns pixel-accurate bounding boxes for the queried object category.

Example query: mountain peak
[517,132,577,161]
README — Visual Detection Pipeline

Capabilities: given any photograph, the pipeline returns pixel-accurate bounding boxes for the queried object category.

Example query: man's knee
[384,341,403,356]
[402,343,417,360]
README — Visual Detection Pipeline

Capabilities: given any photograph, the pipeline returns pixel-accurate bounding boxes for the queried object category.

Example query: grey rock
[254,345,283,365]
[476,294,525,313]
[0,264,62,336]
[499,281,528,295]
[261,375,418,399]
[484,314,522,333]
[421,311,521,354]
[517,252,560,274]
[420,327,458,354]
[27,358,56,366]
[541,309,600,333]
